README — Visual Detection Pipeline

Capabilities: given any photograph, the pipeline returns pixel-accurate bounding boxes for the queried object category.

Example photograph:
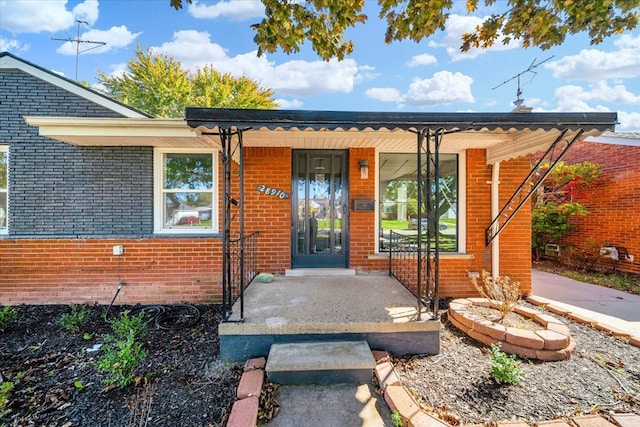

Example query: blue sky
[1,0,639,130]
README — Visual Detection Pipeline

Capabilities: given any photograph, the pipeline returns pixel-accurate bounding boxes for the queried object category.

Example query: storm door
[292,150,348,268]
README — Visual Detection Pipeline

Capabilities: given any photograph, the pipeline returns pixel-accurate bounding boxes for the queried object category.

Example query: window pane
[379,153,458,252]
[164,153,212,190]
[0,193,6,229]
[164,192,213,228]
[0,150,7,190]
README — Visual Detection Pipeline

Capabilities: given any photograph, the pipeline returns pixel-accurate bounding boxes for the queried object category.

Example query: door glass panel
[297,154,307,254]
[310,155,330,254]
[332,155,342,254]
[292,151,347,267]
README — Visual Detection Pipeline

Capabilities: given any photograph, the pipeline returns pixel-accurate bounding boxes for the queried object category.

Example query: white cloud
[150,30,361,98]
[0,0,98,33]
[366,71,474,107]
[554,81,640,112]
[365,87,401,103]
[188,0,263,20]
[407,53,437,67]
[275,98,304,109]
[0,36,29,52]
[546,34,640,80]
[429,14,520,61]
[617,111,640,131]
[56,26,141,55]
[403,71,474,106]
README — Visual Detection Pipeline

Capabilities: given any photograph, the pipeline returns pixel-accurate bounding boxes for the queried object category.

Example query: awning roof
[26,109,617,164]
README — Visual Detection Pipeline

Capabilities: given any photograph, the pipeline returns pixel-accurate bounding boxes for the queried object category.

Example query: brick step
[265,341,375,385]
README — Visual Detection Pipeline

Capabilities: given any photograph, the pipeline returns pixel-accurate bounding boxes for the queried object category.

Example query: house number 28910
[257,184,289,199]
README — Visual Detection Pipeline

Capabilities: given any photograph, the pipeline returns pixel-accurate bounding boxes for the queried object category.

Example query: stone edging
[448,297,576,360]
[227,357,265,427]
[526,295,640,349]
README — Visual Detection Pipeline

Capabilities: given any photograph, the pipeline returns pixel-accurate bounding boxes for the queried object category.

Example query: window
[154,148,217,233]
[0,146,7,234]
[379,152,458,252]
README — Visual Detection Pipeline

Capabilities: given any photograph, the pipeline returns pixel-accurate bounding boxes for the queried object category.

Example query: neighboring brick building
[0,52,617,305]
[552,135,640,274]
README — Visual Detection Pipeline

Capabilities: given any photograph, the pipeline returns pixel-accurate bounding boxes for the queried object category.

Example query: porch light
[359,160,369,179]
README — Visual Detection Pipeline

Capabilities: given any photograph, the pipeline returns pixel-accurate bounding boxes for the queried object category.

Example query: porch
[218,270,440,362]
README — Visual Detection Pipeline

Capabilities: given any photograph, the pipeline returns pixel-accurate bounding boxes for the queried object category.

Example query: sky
[1,0,639,131]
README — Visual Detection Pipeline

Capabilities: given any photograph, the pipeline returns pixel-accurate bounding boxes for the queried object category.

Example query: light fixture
[359,159,369,179]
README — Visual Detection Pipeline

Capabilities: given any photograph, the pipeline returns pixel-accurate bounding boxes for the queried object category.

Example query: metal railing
[222,231,259,321]
[389,231,437,319]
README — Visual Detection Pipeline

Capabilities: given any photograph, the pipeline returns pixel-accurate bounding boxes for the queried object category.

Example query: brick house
[0,52,617,307]
[547,134,640,274]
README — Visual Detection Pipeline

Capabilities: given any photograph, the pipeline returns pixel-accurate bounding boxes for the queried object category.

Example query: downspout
[491,161,500,279]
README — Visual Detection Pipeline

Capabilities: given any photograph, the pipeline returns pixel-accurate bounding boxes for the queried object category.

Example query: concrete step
[265,341,376,385]
[285,268,356,277]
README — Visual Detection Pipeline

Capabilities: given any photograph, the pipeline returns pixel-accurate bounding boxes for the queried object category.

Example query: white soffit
[24,116,220,149]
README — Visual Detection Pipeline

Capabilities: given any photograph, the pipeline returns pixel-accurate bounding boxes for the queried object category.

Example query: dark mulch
[394,302,640,425]
[1,304,241,427]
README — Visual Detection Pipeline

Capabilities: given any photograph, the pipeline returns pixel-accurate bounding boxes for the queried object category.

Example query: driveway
[532,269,640,335]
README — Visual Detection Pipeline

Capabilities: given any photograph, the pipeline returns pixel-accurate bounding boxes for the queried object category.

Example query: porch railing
[389,231,436,319]
[222,231,259,321]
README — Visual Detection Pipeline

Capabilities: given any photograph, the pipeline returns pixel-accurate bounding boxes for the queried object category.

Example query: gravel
[393,302,640,425]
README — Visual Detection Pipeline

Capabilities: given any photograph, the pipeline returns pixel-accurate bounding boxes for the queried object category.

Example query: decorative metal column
[213,126,258,322]
[417,128,445,319]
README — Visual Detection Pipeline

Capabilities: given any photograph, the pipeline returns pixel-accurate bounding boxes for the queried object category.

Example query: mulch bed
[393,301,640,425]
[1,304,241,427]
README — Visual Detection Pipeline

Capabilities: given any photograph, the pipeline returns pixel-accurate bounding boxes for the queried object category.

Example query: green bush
[96,311,148,387]
[59,304,88,332]
[96,332,147,387]
[0,381,13,413]
[112,310,147,341]
[0,306,17,333]
[489,343,523,385]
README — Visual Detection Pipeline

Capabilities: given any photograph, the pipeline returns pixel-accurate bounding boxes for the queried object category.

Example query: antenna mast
[51,20,106,81]
[492,56,555,110]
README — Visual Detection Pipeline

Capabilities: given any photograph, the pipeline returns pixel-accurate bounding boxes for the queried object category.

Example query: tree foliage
[171,0,638,61]
[531,161,602,260]
[97,47,276,117]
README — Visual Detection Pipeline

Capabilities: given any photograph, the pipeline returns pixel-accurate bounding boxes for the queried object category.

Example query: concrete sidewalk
[531,269,640,336]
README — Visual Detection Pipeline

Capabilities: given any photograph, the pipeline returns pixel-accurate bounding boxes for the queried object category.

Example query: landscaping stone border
[526,296,640,349]
[227,351,640,427]
[448,298,576,360]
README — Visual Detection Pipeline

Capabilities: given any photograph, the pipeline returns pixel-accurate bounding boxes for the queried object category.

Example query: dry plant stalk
[471,270,521,322]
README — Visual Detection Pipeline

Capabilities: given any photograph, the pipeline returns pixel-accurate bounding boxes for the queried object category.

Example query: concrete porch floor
[219,272,441,362]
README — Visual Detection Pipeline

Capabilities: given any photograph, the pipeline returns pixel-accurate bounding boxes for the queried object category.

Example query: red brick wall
[0,147,536,304]
[243,147,291,274]
[555,141,640,274]
[0,238,222,304]
[498,156,533,293]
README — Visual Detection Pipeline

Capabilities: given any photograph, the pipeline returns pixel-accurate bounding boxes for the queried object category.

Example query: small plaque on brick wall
[352,199,375,211]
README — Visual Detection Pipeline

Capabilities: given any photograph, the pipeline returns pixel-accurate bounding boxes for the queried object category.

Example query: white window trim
[0,145,7,235]
[375,150,466,254]
[153,147,218,234]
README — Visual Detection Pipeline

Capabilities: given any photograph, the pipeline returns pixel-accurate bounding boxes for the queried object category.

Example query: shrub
[96,311,148,387]
[0,306,17,333]
[471,270,521,322]
[0,381,13,413]
[59,304,88,332]
[112,310,147,341]
[489,343,523,385]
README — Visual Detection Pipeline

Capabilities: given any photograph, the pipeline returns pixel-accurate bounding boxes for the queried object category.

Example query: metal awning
[25,109,617,164]
[186,109,617,164]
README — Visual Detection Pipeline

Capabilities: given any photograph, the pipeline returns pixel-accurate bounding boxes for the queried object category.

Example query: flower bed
[448,298,576,360]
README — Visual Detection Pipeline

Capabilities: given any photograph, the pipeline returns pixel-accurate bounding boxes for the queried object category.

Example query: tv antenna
[492,56,554,110]
[51,20,106,81]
